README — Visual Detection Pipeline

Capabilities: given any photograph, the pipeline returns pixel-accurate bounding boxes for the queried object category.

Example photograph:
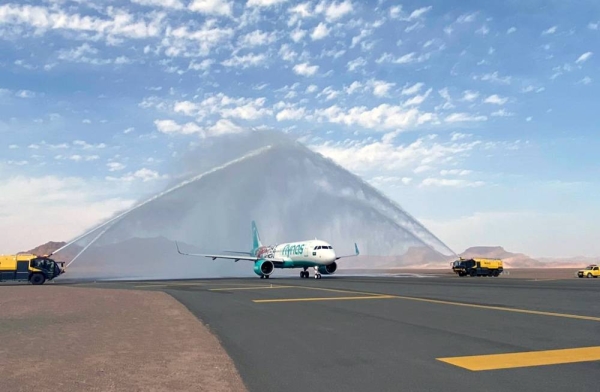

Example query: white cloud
[8,144,19,149]
[589,22,599,30]
[344,81,363,95]
[290,28,306,42]
[401,82,424,95]
[311,22,330,40]
[580,76,592,85]
[154,119,203,135]
[16,90,35,98]
[163,22,234,58]
[0,4,164,40]
[293,62,319,76]
[476,25,489,35]
[305,84,318,93]
[279,44,297,62]
[477,71,512,84]
[239,30,278,47]
[289,2,312,19]
[451,132,471,141]
[276,107,306,121]
[316,0,354,22]
[123,127,135,134]
[491,109,515,117]
[440,169,471,177]
[421,178,484,188]
[507,27,517,34]
[205,119,244,136]
[445,113,488,123]
[172,93,271,121]
[189,0,233,15]
[456,13,477,23]
[370,80,395,97]
[377,52,430,65]
[73,140,107,150]
[221,53,267,68]
[575,52,593,64]
[315,104,434,131]
[461,90,479,102]
[247,0,287,7]
[347,57,367,71]
[317,86,340,100]
[108,168,169,182]
[542,26,557,35]
[484,94,508,105]
[131,0,184,9]
[107,162,126,172]
[310,135,481,175]
[408,6,432,20]
[403,88,432,106]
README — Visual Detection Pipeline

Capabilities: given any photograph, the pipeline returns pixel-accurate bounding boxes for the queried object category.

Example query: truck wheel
[470,270,476,277]
[587,273,593,278]
[30,274,46,285]
[493,270,499,277]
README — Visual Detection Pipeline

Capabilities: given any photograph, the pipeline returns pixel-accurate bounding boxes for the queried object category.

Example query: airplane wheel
[315,273,321,279]
[300,271,307,278]
[265,275,270,279]
[260,275,265,279]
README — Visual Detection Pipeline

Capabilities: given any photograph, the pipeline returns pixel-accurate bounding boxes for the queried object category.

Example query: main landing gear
[260,275,270,279]
[300,268,321,279]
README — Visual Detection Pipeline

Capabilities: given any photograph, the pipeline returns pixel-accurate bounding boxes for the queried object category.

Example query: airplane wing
[176,243,285,264]
[336,243,360,260]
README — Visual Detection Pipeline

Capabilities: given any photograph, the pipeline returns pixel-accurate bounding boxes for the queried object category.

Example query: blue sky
[0,0,599,257]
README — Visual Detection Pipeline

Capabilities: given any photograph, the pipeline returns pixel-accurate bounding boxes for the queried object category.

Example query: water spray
[52,145,273,264]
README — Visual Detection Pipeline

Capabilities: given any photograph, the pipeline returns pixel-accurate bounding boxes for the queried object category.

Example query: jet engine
[254,259,274,276]
[318,262,337,275]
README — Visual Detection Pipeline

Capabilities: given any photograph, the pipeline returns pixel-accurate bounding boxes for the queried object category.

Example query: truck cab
[577,265,600,278]
[0,254,65,285]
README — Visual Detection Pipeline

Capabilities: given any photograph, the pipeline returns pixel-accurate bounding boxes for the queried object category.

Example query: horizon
[1,0,599,257]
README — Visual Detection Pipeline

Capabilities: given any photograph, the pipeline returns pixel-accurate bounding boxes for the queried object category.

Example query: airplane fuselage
[255,240,336,268]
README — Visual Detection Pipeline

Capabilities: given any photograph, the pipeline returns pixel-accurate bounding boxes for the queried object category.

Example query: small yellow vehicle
[577,265,600,278]
[0,253,65,285]
[452,257,503,277]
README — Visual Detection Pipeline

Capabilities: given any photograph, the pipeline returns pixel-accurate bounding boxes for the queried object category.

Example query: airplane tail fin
[252,221,262,254]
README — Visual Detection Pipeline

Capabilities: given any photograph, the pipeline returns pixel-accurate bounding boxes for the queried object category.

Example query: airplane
[176,221,359,279]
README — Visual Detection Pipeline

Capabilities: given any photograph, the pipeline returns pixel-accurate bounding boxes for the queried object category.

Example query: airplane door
[303,245,308,258]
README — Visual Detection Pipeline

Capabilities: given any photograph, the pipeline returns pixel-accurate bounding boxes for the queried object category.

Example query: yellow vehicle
[577,265,600,278]
[452,257,503,277]
[0,253,65,285]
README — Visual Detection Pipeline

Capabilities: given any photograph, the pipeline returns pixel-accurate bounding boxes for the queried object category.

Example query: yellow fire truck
[452,257,503,277]
[0,253,65,285]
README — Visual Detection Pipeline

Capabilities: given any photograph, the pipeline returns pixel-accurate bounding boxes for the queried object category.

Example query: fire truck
[0,253,65,285]
[452,257,504,277]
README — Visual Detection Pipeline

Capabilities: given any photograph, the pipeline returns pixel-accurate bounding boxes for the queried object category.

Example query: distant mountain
[460,246,542,268]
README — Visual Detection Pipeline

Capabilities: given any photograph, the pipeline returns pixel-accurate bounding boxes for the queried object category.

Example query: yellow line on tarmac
[392,295,600,322]
[438,346,600,371]
[286,285,383,296]
[253,295,397,303]
[210,285,293,291]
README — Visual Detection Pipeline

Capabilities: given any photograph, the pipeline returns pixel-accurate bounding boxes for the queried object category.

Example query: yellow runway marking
[210,285,294,291]
[438,346,600,371]
[253,295,397,303]
[392,295,600,322]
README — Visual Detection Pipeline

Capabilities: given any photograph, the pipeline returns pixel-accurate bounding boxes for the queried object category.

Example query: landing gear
[260,275,270,279]
[313,266,321,279]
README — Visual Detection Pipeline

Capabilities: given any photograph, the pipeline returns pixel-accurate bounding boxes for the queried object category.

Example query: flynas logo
[282,244,305,257]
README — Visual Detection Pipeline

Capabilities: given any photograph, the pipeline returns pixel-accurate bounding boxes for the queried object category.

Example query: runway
[82,275,600,392]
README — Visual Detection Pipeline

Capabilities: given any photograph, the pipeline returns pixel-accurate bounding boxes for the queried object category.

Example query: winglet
[355,243,360,256]
[176,241,184,255]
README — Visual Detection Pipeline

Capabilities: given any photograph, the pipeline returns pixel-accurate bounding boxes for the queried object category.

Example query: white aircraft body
[176,221,359,279]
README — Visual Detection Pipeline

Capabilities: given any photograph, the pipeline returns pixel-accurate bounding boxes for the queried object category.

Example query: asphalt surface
[79,274,600,392]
